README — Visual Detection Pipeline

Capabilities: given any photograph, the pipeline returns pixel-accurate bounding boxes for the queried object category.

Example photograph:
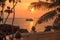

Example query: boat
[26,18,33,21]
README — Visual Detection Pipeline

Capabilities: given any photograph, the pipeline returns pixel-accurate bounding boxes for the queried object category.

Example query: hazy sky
[3,0,49,18]
[15,0,38,18]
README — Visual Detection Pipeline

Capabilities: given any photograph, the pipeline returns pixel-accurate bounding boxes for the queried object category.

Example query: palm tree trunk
[12,2,15,25]
[1,4,4,23]
[12,9,15,35]
[11,2,15,40]
[34,22,38,27]
[11,2,17,9]
[4,13,10,24]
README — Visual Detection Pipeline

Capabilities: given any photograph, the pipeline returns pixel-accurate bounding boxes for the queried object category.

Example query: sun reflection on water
[29,21,34,32]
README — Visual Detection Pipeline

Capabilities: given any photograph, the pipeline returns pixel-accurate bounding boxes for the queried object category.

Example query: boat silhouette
[26,18,33,21]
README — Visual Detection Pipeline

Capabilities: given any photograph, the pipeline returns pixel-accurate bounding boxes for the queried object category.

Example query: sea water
[3,18,50,32]
[3,18,38,32]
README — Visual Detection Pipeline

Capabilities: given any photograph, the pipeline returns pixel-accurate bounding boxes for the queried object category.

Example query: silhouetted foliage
[57,8,60,12]
[37,10,57,24]
[44,26,52,32]
[0,0,21,24]
[4,6,13,24]
[29,0,60,10]
[29,1,51,10]
[0,0,7,23]
[8,0,21,3]
[30,2,41,9]
[0,17,3,22]
[0,24,20,35]
[0,30,6,40]
[31,26,36,32]
[0,0,6,7]
[5,6,12,14]
[48,0,60,8]
[15,30,21,39]
[19,29,29,33]
[53,14,60,31]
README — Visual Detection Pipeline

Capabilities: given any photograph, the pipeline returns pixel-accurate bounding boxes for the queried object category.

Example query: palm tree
[29,0,60,27]
[38,10,57,24]
[2,0,21,39]
[8,0,21,25]
[29,1,52,10]
[4,6,12,24]
[34,8,60,30]
[50,0,60,8]
[34,10,57,27]
[29,0,60,10]
[0,0,21,24]
[0,0,6,23]
[53,14,60,31]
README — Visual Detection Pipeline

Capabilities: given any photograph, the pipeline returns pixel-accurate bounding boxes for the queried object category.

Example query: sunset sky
[15,0,38,18]
[3,0,50,18]
[15,0,39,18]
[0,0,57,32]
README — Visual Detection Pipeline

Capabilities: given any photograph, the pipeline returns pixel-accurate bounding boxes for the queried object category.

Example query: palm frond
[53,14,60,26]
[9,0,21,3]
[9,0,12,3]
[53,14,60,30]
[0,0,6,2]
[30,1,51,10]
[48,0,60,8]
[4,6,12,13]
[37,10,57,24]
[0,0,6,7]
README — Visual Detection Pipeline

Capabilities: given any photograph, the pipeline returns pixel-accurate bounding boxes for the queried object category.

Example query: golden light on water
[30,22,34,32]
